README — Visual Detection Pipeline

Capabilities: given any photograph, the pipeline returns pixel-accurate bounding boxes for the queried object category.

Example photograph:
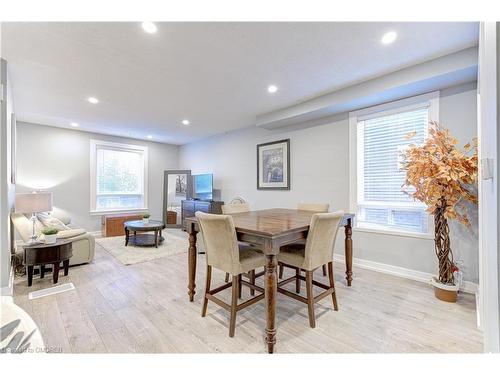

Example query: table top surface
[124,220,165,230]
[23,238,73,249]
[186,208,354,237]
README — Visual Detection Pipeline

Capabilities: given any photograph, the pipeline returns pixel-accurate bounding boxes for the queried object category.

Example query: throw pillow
[36,212,69,231]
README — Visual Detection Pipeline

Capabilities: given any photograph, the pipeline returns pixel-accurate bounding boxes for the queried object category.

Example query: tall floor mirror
[163,170,192,228]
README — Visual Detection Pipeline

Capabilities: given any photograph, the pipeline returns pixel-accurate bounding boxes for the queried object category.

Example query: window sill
[353,225,434,240]
[89,208,149,216]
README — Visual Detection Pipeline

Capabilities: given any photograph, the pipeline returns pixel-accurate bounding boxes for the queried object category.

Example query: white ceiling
[2,22,478,145]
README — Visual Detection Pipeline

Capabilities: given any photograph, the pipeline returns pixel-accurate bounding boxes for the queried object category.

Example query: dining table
[184,208,355,354]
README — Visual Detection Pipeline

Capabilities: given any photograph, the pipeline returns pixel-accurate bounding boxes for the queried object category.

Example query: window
[349,92,439,236]
[90,140,148,214]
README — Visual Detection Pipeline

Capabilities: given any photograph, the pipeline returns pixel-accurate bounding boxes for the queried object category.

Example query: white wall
[179,83,479,283]
[15,122,179,232]
[0,58,16,294]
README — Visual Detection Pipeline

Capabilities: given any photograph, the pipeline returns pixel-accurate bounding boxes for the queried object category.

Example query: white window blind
[90,140,148,213]
[357,106,429,234]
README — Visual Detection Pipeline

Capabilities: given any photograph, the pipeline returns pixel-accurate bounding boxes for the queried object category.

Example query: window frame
[348,91,440,239]
[90,139,149,215]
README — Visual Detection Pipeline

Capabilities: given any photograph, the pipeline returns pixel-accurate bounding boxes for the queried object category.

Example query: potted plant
[142,213,150,224]
[401,121,478,302]
[41,227,59,244]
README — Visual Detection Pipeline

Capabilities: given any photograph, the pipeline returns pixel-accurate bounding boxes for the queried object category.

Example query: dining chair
[222,202,251,214]
[279,202,330,279]
[221,202,263,292]
[196,212,266,337]
[297,203,330,212]
[277,211,344,328]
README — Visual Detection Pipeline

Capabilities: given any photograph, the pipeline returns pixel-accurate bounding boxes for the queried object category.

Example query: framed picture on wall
[11,112,16,184]
[257,139,290,190]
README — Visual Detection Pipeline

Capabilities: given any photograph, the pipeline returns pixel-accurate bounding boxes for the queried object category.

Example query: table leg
[40,264,45,279]
[345,218,353,286]
[53,262,60,284]
[265,254,278,354]
[125,228,129,246]
[188,230,198,302]
[155,229,159,248]
[63,260,69,276]
[27,266,34,286]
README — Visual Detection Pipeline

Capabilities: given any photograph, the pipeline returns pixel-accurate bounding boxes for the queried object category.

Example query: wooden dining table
[184,208,355,354]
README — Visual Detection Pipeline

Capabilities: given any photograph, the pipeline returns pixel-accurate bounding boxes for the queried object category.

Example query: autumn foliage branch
[401,121,478,227]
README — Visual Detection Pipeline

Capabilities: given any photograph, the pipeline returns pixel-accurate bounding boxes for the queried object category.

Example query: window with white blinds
[355,104,431,234]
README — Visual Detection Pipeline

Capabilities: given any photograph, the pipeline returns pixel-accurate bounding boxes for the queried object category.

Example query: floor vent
[28,283,75,300]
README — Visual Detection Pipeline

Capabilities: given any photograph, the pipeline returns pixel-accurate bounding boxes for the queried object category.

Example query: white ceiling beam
[256,47,478,129]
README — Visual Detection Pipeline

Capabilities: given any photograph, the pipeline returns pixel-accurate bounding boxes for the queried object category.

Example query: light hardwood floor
[13,231,482,353]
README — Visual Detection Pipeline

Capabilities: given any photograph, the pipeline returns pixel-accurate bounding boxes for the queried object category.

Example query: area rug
[96,229,189,265]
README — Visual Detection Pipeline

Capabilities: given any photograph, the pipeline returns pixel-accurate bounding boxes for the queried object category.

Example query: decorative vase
[433,202,457,302]
[143,218,149,224]
[431,277,459,302]
[44,234,57,244]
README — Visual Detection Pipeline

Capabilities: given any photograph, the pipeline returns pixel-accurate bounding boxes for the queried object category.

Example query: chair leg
[225,273,229,283]
[295,268,301,293]
[201,265,212,317]
[305,270,316,328]
[279,264,284,279]
[229,275,239,337]
[322,264,327,277]
[238,274,242,299]
[327,262,338,311]
[249,270,256,296]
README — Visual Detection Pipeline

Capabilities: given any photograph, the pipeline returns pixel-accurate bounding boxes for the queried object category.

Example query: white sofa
[11,212,95,265]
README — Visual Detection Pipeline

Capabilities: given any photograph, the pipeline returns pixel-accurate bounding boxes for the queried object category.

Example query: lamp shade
[15,192,53,214]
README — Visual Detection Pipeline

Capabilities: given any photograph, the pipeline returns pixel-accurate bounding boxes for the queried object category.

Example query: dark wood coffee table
[124,220,165,248]
[23,239,73,286]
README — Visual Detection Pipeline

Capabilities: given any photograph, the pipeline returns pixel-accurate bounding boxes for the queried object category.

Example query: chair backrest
[195,211,241,275]
[222,203,251,214]
[304,211,344,270]
[297,203,329,212]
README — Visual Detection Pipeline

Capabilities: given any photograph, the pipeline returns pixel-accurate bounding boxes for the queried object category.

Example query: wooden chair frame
[225,268,265,295]
[277,261,338,328]
[202,265,265,337]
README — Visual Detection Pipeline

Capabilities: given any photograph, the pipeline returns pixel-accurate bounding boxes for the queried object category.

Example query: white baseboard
[0,265,14,296]
[88,231,102,238]
[333,253,478,295]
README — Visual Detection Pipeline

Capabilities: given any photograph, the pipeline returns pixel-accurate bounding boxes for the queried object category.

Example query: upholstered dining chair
[196,212,265,337]
[279,202,330,279]
[297,203,330,212]
[221,202,263,292]
[277,211,344,328]
[222,202,251,214]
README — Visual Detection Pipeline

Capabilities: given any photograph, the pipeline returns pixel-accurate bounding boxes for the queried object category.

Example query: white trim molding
[333,253,478,295]
[0,265,14,296]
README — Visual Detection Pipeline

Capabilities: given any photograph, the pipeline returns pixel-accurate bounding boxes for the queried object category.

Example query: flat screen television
[193,174,213,200]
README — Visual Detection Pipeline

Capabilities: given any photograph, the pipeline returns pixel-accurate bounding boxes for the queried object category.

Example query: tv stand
[181,200,223,230]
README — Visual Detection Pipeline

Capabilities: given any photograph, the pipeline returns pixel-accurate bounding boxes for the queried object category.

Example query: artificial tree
[401,121,478,286]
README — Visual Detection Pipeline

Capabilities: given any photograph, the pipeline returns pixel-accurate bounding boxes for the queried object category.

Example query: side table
[23,239,73,286]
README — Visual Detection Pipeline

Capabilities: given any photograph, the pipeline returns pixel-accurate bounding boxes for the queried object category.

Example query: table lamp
[15,191,53,243]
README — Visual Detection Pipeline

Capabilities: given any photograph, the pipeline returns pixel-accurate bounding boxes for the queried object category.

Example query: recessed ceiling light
[182,119,190,125]
[87,97,99,104]
[142,22,158,34]
[267,85,278,93]
[147,135,153,139]
[381,31,397,45]
[70,122,79,127]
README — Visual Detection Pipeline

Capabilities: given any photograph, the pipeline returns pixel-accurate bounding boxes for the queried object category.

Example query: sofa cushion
[57,228,86,239]
[37,212,70,231]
